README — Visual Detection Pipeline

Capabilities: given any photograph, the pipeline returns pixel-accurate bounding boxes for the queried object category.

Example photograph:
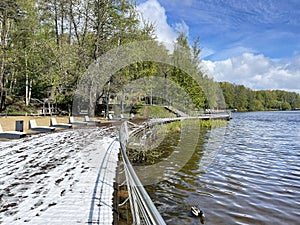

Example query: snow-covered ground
[0,126,120,225]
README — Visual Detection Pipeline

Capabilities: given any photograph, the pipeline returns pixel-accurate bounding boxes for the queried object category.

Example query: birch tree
[0,0,19,110]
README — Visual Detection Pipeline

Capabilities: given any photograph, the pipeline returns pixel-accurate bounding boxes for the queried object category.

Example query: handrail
[119,121,166,225]
[118,112,231,224]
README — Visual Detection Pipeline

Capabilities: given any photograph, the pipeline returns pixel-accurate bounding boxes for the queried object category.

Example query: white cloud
[136,1,300,93]
[137,0,189,49]
[209,46,257,61]
[162,0,194,7]
[137,0,177,45]
[174,20,189,36]
[200,47,215,59]
[202,53,300,93]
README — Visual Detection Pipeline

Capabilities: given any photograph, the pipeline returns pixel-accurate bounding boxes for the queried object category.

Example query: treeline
[0,0,152,112]
[220,82,300,111]
[2,1,298,115]
[0,0,221,115]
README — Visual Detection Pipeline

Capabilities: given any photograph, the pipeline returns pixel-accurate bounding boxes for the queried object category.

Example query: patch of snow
[0,127,119,225]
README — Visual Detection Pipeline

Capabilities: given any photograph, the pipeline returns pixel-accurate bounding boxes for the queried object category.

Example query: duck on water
[191,206,205,224]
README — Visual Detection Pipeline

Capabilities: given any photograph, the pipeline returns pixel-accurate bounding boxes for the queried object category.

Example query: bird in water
[191,206,205,224]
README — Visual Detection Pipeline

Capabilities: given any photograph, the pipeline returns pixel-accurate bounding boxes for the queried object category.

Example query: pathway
[0,126,119,225]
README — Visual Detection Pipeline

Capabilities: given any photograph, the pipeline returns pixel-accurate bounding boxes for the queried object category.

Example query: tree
[219,82,235,109]
[0,0,20,111]
[220,82,300,111]
[170,33,207,111]
[13,0,41,106]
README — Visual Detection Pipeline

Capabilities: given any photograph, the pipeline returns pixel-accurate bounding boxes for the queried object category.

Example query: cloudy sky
[137,0,300,93]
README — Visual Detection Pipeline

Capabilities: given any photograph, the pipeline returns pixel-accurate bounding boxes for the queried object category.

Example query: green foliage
[1,0,222,115]
[199,119,228,128]
[152,121,182,134]
[164,121,182,133]
[0,0,22,110]
[162,119,228,131]
[129,101,143,115]
[220,82,300,111]
[139,106,176,118]
[0,0,153,112]
[170,33,218,110]
[6,0,294,116]
[5,98,37,115]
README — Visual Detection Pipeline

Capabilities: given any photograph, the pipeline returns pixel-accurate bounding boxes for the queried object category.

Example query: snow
[0,126,120,225]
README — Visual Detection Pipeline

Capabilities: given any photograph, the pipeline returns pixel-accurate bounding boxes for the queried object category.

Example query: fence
[119,121,166,225]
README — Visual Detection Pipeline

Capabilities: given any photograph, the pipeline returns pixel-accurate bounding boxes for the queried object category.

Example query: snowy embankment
[0,126,119,225]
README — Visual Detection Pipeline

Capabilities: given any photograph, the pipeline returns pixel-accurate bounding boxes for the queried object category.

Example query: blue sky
[137,0,300,92]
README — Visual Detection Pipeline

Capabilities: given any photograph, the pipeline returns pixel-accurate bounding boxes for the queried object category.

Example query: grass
[157,121,181,133]
[199,119,228,128]
[138,105,176,118]
[161,119,228,133]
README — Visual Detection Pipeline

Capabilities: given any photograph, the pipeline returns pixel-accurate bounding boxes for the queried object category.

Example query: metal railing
[119,121,166,225]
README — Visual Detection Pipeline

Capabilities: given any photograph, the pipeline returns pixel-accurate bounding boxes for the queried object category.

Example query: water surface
[146,111,300,225]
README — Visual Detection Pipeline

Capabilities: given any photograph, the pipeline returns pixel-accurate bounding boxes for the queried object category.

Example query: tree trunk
[0,14,8,111]
[28,79,32,105]
[60,0,64,39]
[88,79,96,116]
[25,49,30,106]
[105,81,110,118]
[54,0,59,47]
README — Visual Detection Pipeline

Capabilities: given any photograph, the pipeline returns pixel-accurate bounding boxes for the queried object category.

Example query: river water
[145,111,300,225]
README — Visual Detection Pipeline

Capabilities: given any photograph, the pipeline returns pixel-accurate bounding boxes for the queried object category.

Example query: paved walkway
[0,127,119,225]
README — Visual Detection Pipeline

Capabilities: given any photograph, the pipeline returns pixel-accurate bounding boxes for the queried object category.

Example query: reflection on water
[145,111,300,225]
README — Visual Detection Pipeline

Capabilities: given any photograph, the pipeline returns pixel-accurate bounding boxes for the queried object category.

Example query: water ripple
[146,111,300,224]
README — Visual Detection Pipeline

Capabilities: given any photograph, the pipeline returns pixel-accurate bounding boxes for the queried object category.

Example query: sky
[136,0,300,93]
